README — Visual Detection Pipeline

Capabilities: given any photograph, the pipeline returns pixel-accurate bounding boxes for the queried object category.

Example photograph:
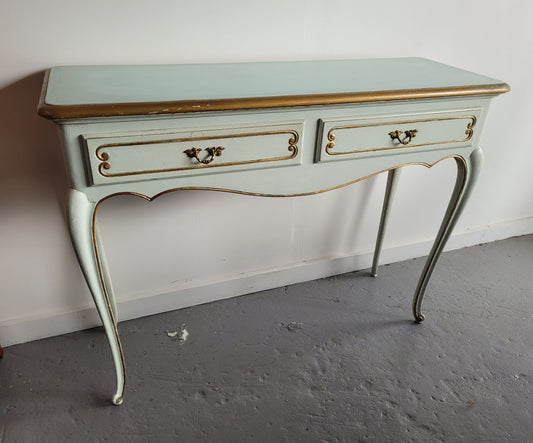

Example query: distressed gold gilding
[95,130,299,178]
[325,115,476,156]
[38,83,510,120]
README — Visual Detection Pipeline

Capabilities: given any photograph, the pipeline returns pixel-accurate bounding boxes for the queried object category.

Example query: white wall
[1,0,532,346]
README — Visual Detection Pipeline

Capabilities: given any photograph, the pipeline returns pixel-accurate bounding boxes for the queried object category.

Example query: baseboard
[2,216,532,347]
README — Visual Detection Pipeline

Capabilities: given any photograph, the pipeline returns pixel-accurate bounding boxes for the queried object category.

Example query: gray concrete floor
[1,235,532,442]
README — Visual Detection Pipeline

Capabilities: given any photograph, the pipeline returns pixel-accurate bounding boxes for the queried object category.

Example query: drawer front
[316,109,481,162]
[83,121,303,185]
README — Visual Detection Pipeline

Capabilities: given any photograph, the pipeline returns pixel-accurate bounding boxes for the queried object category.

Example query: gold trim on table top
[38,81,510,120]
[325,115,476,156]
[94,129,299,178]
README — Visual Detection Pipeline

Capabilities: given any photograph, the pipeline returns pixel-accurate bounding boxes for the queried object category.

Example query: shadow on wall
[0,71,69,214]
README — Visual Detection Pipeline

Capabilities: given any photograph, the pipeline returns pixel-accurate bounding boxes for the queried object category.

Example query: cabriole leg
[372,167,401,277]
[67,189,125,405]
[412,148,483,323]
[94,220,118,320]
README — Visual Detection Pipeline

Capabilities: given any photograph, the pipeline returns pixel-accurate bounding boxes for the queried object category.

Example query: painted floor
[1,235,532,442]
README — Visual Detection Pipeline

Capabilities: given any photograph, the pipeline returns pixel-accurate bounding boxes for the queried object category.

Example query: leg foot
[414,313,425,324]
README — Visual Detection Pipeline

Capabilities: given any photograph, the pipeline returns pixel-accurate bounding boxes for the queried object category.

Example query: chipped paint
[166,324,188,342]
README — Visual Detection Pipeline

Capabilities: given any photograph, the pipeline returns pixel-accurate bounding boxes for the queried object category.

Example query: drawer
[316,109,481,162]
[83,121,303,185]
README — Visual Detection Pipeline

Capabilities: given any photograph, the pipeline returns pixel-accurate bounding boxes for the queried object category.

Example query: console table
[38,58,509,404]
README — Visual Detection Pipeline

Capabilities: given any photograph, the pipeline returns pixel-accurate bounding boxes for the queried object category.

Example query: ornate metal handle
[184,146,225,164]
[389,129,418,145]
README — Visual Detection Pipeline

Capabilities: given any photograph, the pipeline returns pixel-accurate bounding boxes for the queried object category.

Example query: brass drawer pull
[389,129,418,145]
[184,146,225,164]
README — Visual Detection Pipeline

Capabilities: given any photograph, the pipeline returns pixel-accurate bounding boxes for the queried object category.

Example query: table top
[38,58,509,119]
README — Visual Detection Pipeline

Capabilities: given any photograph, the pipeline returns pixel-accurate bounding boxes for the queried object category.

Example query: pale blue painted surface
[44,58,505,106]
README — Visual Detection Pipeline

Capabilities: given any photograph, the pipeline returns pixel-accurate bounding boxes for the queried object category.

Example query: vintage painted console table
[38,58,509,404]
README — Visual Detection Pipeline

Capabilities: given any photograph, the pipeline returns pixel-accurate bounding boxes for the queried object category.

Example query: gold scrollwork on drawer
[324,115,477,156]
[91,126,301,182]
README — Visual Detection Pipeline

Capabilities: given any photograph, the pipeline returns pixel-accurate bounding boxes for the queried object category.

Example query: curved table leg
[67,189,125,405]
[372,167,401,277]
[94,221,118,320]
[413,148,483,323]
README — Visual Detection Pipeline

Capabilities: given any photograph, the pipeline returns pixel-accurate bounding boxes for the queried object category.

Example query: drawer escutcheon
[184,147,225,165]
[389,129,418,145]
